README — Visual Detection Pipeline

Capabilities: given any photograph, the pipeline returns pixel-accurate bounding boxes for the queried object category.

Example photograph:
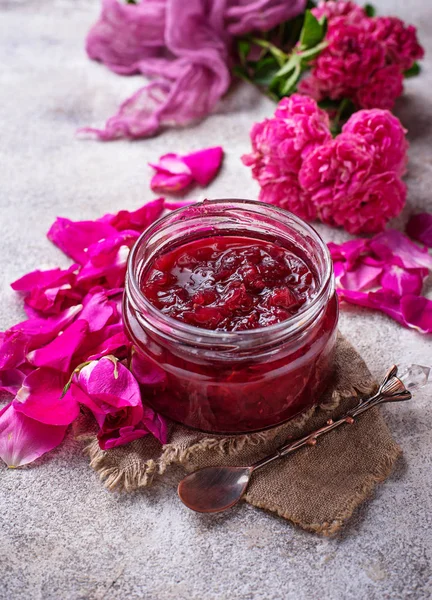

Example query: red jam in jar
[141,236,317,331]
[124,199,338,434]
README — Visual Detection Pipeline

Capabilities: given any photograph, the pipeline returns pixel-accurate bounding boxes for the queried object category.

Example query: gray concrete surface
[0,1,431,598]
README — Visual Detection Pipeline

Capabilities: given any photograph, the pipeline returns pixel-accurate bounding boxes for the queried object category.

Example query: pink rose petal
[25,284,83,316]
[380,265,426,296]
[100,198,165,232]
[400,295,432,333]
[0,369,26,396]
[339,288,406,325]
[47,217,118,264]
[80,291,116,333]
[339,263,383,291]
[149,153,193,193]
[370,230,432,269]
[0,331,29,370]
[337,289,372,309]
[13,368,79,426]
[150,171,194,193]
[140,405,168,444]
[181,146,223,186]
[11,264,79,293]
[368,289,407,326]
[75,358,142,411]
[0,403,67,467]
[149,153,192,176]
[10,305,82,351]
[406,213,432,248]
[72,357,168,449]
[27,319,89,372]
[86,330,130,361]
[328,238,370,269]
[97,424,149,450]
[77,231,139,288]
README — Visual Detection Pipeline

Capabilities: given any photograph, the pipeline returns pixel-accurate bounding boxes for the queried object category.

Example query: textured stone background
[0,1,431,598]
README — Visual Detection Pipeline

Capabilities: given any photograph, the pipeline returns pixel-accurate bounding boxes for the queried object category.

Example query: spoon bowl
[178,466,253,513]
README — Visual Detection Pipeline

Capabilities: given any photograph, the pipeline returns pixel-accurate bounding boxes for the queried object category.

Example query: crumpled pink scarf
[80,0,306,140]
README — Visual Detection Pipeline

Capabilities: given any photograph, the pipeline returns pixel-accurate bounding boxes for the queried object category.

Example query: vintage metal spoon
[178,364,430,513]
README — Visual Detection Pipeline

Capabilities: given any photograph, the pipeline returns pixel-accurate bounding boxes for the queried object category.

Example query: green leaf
[125,0,137,4]
[280,62,302,96]
[364,3,376,17]
[404,62,421,78]
[299,40,328,63]
[299,10,325,50]
[252,56,281,86]
[250,38,287,66]
[274,53,301,78]
[238,40,251,64]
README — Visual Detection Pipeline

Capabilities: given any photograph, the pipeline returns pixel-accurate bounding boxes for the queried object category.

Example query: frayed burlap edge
[82,377,375,494]
[244,442,402,536]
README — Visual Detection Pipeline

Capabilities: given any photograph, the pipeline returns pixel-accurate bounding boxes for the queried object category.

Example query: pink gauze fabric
[80,0,307,140]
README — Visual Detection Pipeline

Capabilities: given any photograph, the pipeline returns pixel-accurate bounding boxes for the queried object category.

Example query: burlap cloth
[83,334,401,535]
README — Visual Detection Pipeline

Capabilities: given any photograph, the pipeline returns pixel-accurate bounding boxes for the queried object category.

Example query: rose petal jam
[123,200,338,434]
[141,236,317,332]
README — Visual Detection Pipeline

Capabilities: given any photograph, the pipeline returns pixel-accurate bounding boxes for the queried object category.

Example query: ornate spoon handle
[252,364,428,471]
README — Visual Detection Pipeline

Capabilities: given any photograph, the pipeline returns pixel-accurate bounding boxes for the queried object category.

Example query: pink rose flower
[312,1,366,25]
[258,175,317,221]
[298,133,372,206]
[355,65,404,111]
[342,109,408,176]
[242,94,331,179]
[310,21,386,100]
[321,172,406,234]
[368,16,424,71]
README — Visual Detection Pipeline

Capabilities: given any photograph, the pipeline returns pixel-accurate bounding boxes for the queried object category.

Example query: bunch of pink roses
[299,1,424,111]
[242,94,408,234]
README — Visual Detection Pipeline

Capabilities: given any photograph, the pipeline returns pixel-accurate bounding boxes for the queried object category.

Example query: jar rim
[126,198,334,345]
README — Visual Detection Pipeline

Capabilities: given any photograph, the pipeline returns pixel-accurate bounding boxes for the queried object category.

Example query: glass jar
[123,199,338,434]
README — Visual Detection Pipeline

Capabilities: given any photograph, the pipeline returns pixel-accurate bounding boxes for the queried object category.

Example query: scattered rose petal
[370,230,432,269]
[181,146,223,186]
[72,357,167,449]
[140,405,168,445]
[368,289,407,326]
[100,198,165,232]
[328,238,370,269]
[149,147,223,193]
[0,369,26,396]
[98,423,150,450]
[380,265,426,296]
[47,218,118,264]
[11,264,79,293]
[149,153,193,193]
[0,403,67,467]
[401,295,432,333]
[10,305,83,352]
[333,261,346,287]
[80,291,116,333]
[336,289,372,309]
[14,369,79,426]
[0,331,29,371]
[77,230,139,288]
[406,213,432,248]
[151,171,193,193]
[339,263,382,291]
[27,319,89,373]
